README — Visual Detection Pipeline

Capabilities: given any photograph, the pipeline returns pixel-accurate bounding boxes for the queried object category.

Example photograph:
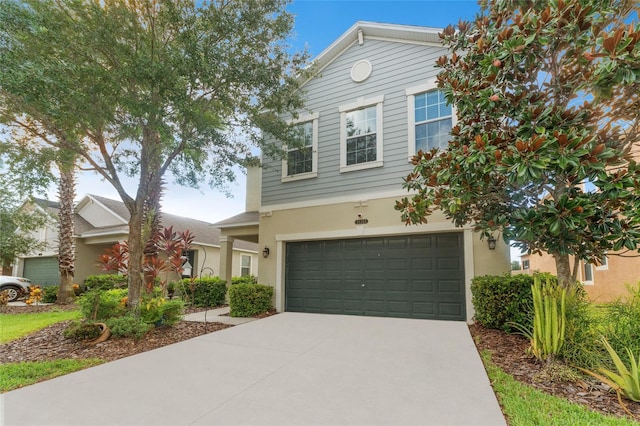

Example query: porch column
[219,236,235,286]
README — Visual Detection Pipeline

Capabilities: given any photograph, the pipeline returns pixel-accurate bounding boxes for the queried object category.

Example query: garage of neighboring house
[23,257,59,286]
[285,233,466,321]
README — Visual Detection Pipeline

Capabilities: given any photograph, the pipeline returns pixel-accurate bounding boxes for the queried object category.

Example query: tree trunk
[56,160,76,305]
[553,253,574,289]
[127,207,145,308]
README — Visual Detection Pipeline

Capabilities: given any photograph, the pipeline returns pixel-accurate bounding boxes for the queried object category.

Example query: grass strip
[0,310,81,343]
[1,359,103,392]
[481,351,639,425]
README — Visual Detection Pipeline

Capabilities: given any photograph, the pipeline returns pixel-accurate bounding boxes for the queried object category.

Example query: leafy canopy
[397,0,640,285]
[0,0,309,304]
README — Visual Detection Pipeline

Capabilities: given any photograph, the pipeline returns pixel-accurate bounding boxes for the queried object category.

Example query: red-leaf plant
[97,227,194,296]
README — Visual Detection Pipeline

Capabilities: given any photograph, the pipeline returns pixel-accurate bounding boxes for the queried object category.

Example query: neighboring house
[215,22,510,322]
[14,194,258,286]
[519,251,640,303]
[517,171,640,303]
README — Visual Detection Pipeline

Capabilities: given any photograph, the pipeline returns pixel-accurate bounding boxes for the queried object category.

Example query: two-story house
[215,22,510,321]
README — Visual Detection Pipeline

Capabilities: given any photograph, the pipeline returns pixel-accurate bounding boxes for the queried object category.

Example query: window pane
[346,106,376,137]
[241,255,251,277]
[345,105,378,166]
[584,263,593,281]
[415,93,426,108]
[417,117,452,151]
[426,104,439,120]
[346,134,377,165]
[427,91,439,104]
[287,146,313,176]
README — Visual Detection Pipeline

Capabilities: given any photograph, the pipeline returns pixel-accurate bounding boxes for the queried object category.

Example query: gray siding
[262,38,448,207]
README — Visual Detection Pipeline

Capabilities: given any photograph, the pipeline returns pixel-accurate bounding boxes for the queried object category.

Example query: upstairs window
[345,106,377,165]
[287,122,313,176]
[406,80,455,158]
[282,113,319,182]
[522,259,530,270]
[339,95,384,172]
[414,90,452,152]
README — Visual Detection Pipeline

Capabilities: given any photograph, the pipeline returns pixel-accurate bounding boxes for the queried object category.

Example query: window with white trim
[339,95,384,172]
[522,259,530,270]
[241,255,252,277]
[406,80,455,158]
[282,113,319,182]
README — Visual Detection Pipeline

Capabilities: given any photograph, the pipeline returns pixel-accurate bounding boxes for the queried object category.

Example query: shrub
[78,289,128,320]
[63,320,103,341]
[471,273,541,331]
[559,286,604,370]
[106,315,151,339]
[84,274,127,291]
[139,297,184,326]
[178,277,226,307]
[603,284,640,360]
[229,283,273,317]
[231,275,258,285]
[42,286,58,303]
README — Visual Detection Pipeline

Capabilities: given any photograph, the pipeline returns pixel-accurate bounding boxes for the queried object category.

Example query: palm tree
[56,154,76,304]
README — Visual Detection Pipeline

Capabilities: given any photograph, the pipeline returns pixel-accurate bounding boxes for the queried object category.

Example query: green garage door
[286,233,466,321]
[23,257,59,286]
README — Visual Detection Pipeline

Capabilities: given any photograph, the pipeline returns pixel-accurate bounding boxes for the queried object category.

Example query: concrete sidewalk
[182,305,257,326]
[2,313,505,426]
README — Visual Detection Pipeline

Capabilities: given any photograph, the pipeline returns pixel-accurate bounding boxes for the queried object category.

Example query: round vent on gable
[350,60,372,83]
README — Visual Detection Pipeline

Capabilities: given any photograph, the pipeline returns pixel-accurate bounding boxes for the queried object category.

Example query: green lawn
[0,309,81,343]
[481,351,639,425]
[0,359,103,392]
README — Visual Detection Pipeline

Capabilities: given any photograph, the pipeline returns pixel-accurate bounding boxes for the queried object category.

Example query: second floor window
[414,90,452,152]
[406,80,456,159]
[339,94,384,173]
[281,112,319,182]
[287,121,313,176]
[345,106,377,165]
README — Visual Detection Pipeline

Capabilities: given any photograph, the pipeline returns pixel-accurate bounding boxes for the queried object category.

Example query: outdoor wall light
[262,246,270,258]
[487,236,497,251]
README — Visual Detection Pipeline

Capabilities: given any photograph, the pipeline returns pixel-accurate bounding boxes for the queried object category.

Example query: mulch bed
[469,323,640,422]
[0,304,232,364]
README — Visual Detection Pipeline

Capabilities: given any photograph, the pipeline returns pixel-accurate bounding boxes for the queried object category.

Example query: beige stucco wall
[258,195,510,320]
[520,251,640,303]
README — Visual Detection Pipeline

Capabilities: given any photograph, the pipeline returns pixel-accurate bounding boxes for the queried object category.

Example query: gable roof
[84,194,257,251]
[307,21,443,85]
[34,194,257,252]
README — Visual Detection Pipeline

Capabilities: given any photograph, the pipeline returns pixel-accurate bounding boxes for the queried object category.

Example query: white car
[0,276,31,302]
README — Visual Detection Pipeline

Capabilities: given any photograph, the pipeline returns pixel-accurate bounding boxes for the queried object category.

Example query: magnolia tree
[396,0,640,288]
[0,0,309,306]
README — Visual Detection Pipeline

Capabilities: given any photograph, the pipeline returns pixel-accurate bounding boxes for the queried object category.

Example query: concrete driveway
[2,313,505,426]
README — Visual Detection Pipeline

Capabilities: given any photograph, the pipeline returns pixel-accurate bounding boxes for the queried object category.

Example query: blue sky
[287,1,480,56]
[70,0,483,226]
